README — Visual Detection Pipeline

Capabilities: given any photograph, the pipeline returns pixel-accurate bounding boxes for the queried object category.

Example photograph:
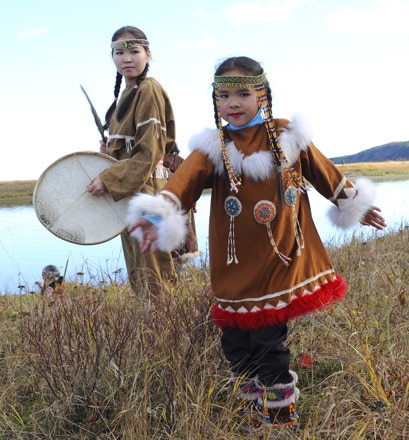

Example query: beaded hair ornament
[111,39,149,49]
[213,73,305,196]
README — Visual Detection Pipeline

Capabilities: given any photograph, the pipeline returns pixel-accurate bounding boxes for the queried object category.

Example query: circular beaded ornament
[225,196,242,217]
[254,200,276,224]
[285,186,297,207]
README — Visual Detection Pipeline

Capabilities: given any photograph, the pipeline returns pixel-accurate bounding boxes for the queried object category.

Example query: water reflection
[1,179,408,294]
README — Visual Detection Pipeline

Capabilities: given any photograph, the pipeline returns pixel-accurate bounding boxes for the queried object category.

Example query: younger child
[35,264,65,305]
[126,56,386,434]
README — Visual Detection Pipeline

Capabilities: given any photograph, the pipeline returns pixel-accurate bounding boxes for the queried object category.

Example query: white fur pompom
[127,193,187,252]
[327,178,376,229]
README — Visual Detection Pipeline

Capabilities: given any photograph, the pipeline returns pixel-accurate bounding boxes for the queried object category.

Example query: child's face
[112,34,150,85]
[218,70,259,127]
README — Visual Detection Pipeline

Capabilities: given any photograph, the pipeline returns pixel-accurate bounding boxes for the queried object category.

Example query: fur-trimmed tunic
[128,116,376,327]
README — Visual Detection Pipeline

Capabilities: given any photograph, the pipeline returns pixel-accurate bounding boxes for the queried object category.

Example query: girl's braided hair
[103,26,150,130]
[212,56,273,127]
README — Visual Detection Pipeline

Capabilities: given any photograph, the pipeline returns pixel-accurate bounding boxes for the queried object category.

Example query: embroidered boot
[255,370,300,436]
[233,376,264,433]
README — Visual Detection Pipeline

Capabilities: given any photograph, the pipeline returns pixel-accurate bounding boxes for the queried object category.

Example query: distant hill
[330,141,409,164]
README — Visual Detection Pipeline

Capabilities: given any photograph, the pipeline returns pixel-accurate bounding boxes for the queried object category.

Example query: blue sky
[2,0,409,181]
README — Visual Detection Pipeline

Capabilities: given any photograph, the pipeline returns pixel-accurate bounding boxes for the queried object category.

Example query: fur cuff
[327,178,376,229]
[255,371,300,409]
[127,193,187,252]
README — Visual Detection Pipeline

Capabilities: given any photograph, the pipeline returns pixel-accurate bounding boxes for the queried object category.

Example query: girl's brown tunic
[128,116,376,327]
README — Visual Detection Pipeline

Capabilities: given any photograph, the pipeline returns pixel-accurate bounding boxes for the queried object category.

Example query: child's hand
[360,206,387,230]
[128,218,159,254]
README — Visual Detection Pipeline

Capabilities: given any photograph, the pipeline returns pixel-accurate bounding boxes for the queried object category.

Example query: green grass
[0,227,408,438]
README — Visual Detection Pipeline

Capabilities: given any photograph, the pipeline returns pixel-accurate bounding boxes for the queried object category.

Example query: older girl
[87,26,176,295]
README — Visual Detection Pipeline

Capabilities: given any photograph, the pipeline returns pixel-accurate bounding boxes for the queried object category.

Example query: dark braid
[103,72,123,130]
[212,87,219,127]
[116,63,149,122]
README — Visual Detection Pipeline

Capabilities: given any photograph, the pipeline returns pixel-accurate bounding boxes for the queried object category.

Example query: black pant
[221,324,292,386]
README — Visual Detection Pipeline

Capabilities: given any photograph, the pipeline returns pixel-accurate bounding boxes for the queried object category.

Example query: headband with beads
[111,39,149,50]
[212,73,305,194]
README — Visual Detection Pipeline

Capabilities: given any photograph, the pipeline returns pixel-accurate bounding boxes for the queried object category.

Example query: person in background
[126,56,386,434]
[35,264,65,304]
[163,143,200,267]
[86,25,176,295]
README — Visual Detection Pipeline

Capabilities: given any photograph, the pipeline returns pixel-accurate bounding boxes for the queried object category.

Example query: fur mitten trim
[127,193,187,252]
[327,178,376,229]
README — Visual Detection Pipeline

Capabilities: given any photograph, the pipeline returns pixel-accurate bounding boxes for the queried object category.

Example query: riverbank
[1,161,409,207]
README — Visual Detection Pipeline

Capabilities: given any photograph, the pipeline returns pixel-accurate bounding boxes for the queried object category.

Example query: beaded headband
[111,39,149,50]
[213,73,267,89]
[213,73,305,195]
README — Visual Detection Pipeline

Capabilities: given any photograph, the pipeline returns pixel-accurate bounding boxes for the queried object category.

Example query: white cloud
[217,0,307,23]
[326,0,409,40]
[17,27,51,40]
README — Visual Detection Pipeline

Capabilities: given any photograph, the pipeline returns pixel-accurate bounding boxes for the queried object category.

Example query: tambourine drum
[33,151,129,244]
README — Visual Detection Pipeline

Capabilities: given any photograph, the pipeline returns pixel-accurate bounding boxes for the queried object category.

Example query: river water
[1,179,408,294]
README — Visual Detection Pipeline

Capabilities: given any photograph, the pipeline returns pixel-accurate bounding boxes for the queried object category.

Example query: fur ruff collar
[188,114,313,181]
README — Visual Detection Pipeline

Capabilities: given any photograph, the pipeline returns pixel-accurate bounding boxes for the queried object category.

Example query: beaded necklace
[213,73,306,196]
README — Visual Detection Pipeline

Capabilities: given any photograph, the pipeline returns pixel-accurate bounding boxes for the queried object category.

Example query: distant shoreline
[1,161,409,207]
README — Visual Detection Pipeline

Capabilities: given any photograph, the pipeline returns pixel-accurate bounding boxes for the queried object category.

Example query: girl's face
[112,33,150,85]
[218,69,259,127]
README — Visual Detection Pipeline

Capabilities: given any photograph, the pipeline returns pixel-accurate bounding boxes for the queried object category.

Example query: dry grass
[0,180,36,207]
[336,161,409,180]
[0,227,408,439]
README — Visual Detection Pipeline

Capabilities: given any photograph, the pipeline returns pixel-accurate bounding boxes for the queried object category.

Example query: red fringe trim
[211,274,347,330]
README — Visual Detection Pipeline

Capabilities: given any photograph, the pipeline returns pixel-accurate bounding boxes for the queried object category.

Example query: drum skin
[33,151,129,245]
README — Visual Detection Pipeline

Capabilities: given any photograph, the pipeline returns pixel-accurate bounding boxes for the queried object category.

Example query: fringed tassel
[254,200,291,265]
[225,196,242,265]
[293,206,304,256]
[266,224,291,265]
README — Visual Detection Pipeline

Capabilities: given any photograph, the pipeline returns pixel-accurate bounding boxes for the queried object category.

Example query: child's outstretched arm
[360,206,387,230]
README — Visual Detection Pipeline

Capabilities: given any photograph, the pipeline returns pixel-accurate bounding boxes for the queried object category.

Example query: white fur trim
[327,178,376,229]
[242,150,275,181]
[188,128,225,175]
[127,193,187,252]
[255,370,300,409]
[279,113,313,165]
[188,114,313,179]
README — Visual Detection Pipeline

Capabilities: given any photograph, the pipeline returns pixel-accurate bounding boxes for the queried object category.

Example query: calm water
[1,179,408,294]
